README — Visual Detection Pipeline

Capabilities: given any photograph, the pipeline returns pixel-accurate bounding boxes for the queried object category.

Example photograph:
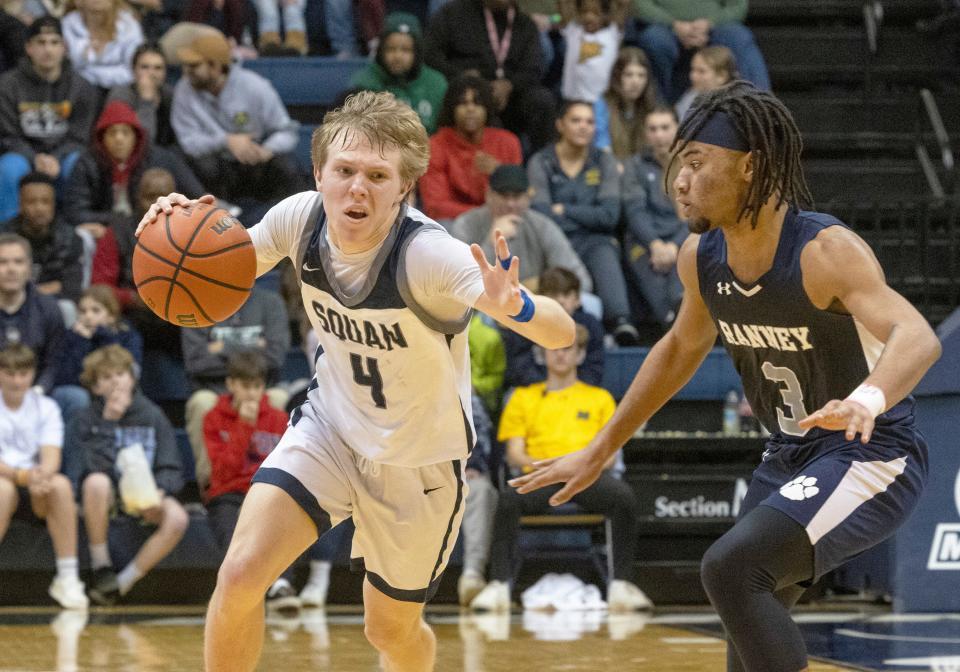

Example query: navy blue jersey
[697,209,913,441]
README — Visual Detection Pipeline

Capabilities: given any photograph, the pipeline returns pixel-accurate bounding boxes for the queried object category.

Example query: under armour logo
[717,282,732,295]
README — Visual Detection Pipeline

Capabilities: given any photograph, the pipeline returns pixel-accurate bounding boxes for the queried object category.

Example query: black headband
[680,110,750,152]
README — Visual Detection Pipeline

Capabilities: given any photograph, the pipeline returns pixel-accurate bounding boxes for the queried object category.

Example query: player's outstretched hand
[470,229,523,314]
[508,448,606,506]
[135,192,216,237]
[798,399,876,444]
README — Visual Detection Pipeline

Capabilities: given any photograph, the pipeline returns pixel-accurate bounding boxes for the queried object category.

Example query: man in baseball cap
[170,27,307,213]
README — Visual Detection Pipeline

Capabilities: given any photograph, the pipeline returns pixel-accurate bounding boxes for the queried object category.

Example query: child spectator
[0,16,97,222]
[419,75,522,223]
[0,343,88,609]
[471,324,651,611]
[350,12,447,133]
[182,287,290,492]
[52,285,142,421]
[622,105,685,328]
[74,344,187,605]
[62,0,144,90]
[0,172,85,303]
[0,233,66,394]
[528,100,638,344]
[502,266,603,388]
[105,42,176,147]
[674,45,737,122]
[559,0,629,103]
[467,314,505,416]
[203,350,317,610]
[65,100,204,242]
[594,47,658,161]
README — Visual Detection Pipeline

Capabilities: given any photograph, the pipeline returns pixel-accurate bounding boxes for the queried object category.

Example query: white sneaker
[607,580,654,612]
[299,579,329,608]
[49,577,89,610]
[458,570,486,607]
[469,580,510,612]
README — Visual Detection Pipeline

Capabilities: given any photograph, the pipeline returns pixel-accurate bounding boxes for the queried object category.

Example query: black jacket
[64,145,205,228]
[423,0,544,92]
[0,283,65,392]
[1,216,85,302]
[72,390,184,496]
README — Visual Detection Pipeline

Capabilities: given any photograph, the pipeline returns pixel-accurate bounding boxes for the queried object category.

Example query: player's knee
[216,550,272,601]
[700,537,743,600]
[363,613,417,653]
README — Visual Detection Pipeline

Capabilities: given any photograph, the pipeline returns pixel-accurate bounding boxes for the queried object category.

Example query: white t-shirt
[0,390,63,470]
[249,192,486,466]
[561,22,623,103]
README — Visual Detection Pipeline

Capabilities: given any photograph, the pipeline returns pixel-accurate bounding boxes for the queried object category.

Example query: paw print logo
[780,475,820,501]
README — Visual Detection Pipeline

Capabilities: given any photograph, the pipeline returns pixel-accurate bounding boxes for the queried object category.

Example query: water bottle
[723,390,740,436]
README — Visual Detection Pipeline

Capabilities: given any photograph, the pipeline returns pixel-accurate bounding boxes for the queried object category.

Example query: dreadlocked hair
[669,80,813,228]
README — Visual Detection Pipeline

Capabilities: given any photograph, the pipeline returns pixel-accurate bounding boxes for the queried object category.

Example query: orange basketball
[133,203,256,328]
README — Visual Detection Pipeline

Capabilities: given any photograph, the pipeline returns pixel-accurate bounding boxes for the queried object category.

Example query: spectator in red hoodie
[418,75,522,224]
[202,350,308,612]
[64,100,204,246]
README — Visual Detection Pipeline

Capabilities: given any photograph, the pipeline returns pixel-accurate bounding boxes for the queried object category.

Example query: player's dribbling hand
[470,229,523,315]
[508,447,607,506]
[135,192,217,237]
[798,399,876,443]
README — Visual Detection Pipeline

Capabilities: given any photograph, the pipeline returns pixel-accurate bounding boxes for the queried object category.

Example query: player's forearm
[863,322,941,410]
[505,294,576,350]
[591,331,710,461]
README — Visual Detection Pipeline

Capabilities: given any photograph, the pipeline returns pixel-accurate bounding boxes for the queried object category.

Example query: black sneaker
[266,580,302,614]
[613,322,641,347]
[88,567,119,606]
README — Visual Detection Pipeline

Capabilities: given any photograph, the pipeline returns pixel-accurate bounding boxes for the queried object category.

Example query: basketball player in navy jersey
[512,81,941,672]
[137,91,575,671]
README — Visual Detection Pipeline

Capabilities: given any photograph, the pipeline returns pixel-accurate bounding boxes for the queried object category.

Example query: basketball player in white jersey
[137,91,575,672]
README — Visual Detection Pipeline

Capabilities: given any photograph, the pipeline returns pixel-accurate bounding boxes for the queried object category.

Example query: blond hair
[80,344,135,390]
[311,91,429,187]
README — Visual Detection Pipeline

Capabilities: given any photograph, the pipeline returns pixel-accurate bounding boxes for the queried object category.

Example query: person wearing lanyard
[424,0,558,153]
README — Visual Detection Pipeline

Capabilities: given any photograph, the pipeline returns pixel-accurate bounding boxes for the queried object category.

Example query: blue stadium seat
[175,429,196,485]
[140,350,190,402]
[241,57,366,106]
[602,347,741,401]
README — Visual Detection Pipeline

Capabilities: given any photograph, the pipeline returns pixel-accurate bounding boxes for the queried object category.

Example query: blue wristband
[509,289,535,322]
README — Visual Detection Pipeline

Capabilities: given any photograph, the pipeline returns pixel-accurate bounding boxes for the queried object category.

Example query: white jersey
[561,22,623,103]
[0,389,63,469]
[249,192,484,467]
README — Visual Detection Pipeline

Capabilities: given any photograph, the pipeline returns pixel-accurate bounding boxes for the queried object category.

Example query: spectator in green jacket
[349,12,447,133]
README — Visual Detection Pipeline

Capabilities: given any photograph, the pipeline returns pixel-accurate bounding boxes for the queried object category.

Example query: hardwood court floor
[0,607,857,671]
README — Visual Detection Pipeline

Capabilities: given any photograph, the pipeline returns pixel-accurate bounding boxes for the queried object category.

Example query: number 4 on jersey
[351,354,387,409]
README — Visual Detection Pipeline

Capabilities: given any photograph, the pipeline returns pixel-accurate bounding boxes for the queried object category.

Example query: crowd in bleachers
[0,0,772,611]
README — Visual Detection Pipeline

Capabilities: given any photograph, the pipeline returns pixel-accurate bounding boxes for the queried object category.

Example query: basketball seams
[163,206,220,321]
[136,240,254,292]
[179,240,253,259]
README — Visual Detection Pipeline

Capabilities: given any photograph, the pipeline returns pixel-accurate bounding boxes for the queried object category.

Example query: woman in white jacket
[63,0,143,89]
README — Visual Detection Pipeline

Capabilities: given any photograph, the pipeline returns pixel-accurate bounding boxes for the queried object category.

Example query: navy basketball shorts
[252,403,467,603]
[739,422,928,581]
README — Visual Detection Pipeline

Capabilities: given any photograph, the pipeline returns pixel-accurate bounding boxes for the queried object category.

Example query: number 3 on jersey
[351,353,386,409]
[761,361,809,436]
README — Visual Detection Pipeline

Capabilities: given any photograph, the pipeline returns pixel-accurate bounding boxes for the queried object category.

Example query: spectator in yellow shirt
[470,325,652,612]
